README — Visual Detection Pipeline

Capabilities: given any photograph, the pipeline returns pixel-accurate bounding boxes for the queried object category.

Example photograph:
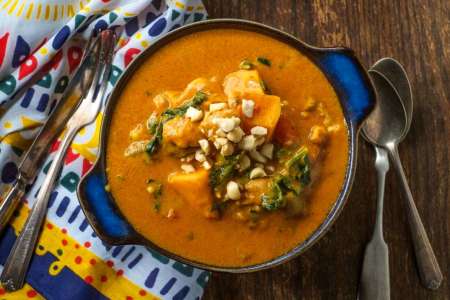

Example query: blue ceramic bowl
[77,19,376,272]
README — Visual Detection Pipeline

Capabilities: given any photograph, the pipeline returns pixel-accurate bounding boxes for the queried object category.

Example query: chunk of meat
[168,169,215,217]
[309,125,328,145]
[243,178,271,205]
[240,94,281,140]
[163,116,203,148]
[176,77,222,107]
[152,91,179,113]
[223,70,264,99]
[199,107,240,134]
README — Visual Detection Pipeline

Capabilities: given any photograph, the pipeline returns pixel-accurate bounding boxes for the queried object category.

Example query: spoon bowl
[371,58,413,134]
[362,71,407,147]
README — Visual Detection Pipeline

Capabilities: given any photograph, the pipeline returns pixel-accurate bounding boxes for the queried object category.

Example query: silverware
[0,30,115,292]
[370,58,413,134]
[0,34,96,235]
[370,60,442,290]
[363,70,442,291]
[358,73,393,300]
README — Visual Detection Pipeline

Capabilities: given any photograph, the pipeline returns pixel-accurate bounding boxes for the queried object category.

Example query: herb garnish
[257,57,271,66]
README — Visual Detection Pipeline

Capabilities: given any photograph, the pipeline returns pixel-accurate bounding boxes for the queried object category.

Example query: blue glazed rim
[77,19,376,273]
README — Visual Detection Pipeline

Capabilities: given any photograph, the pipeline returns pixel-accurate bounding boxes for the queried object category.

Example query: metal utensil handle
[0,128,78,291]
[0,180,26,234]
[358,147,390,300]
[374,147,389,237]
[387,143,443,290]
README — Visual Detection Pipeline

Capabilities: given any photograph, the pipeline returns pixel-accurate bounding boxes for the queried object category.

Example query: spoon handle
[387,144,443,290]
[359,146,390,300]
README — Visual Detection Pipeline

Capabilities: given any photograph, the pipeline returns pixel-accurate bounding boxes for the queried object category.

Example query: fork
[0,30,115,292]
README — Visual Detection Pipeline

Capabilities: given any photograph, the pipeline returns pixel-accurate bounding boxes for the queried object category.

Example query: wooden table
[202,1,450,299]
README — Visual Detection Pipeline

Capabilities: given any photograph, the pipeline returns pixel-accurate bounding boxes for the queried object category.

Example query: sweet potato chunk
[274,113,297,146]
[223,70,264,99]
[163,116,203,148]
[241,94,281,139]
[168,169,214,217]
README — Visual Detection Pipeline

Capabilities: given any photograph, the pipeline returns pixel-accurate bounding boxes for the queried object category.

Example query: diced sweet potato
[274,113,297,146]
[223,70,264,99]
[163,116,203,148]
[241,94,281,139]
[168,169,214,217]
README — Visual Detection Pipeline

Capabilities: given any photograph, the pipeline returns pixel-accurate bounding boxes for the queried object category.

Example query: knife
[0,34,98,234]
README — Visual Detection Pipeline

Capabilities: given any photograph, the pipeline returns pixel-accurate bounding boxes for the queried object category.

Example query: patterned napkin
[0,1,209,299]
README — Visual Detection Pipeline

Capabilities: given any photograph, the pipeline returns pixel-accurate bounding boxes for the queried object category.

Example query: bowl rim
[77,18,372,273]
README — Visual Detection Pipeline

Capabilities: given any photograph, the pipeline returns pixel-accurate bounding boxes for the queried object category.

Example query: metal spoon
[358,73,394,300]
[371,58,413,134]
[371,59,443,290]
[358,60,413,300]
[363,71,443,290]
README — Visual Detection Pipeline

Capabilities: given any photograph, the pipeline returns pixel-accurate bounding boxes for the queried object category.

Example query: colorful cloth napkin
[0,1,209,299]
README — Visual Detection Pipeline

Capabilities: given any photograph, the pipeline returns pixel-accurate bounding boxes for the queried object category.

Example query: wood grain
[201,0,450,299]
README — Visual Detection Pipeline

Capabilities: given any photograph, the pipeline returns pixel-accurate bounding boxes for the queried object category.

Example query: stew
[106,29,348,267]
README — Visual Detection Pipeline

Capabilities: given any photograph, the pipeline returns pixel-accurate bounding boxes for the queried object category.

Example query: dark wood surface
[201,1,450,299]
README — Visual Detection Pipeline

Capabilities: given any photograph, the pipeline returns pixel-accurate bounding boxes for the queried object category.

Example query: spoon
[371,59,443,290]
[371,58,413,135]
[363,71,443,290]
[358,73,394,300]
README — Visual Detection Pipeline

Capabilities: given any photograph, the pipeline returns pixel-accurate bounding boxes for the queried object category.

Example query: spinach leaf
[286,147,311,186]
[257,57,271,66]
[261,176,284,211]
[162,91,207,120]
[261,146,311,211]
[145,120,163,155]
[209,154,241,189]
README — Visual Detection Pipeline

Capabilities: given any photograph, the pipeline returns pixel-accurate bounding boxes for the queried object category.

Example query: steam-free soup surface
[106,29,348,267]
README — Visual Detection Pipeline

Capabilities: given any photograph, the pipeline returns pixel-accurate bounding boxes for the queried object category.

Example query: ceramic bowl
[77,19,376,273]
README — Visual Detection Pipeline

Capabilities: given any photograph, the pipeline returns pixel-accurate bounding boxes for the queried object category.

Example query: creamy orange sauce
[106,29,348,267]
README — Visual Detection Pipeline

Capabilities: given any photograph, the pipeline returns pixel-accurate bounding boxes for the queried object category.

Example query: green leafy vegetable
[257,57,271,66]
[154,201,161,212]
[145,91,208,156]
[261,146,311,211]
[147,179,163,212]
[239,59,254,70]
[209,154,241,189]
[261,177,284,211]
[162,91,207,119]
[145,120,163,155]
[285,147,311,186]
